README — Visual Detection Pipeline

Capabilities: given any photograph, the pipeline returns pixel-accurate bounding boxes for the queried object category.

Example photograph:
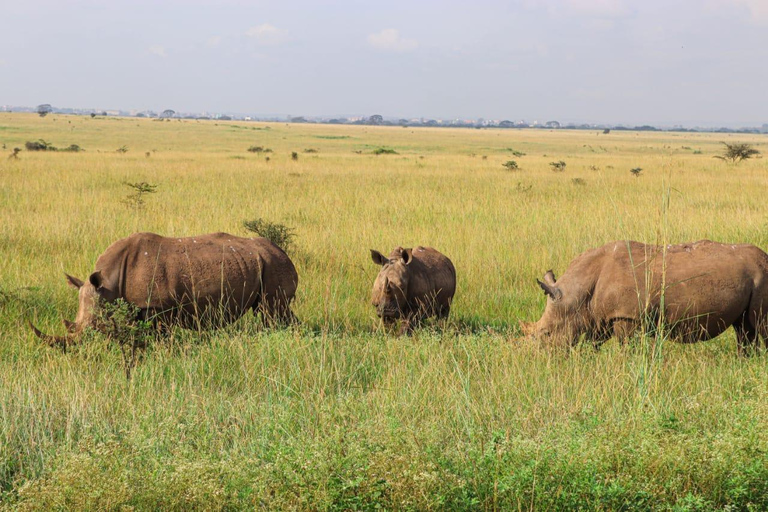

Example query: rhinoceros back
[93,232,295,325]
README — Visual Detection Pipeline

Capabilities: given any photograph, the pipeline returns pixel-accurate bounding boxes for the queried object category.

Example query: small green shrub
[630,167,643,177]
[122,181,158,210]
[502,160,519,171]
[506,148,526,157]
[372,147,398,155]
[25,139,56,151]
[96,299,154,379]
[243,218,296,253]
[550,160,567,172]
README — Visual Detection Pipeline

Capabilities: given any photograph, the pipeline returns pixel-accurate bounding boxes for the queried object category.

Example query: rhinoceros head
[30,271,109,347]
[521,270,585,346]
[370,247,412,323]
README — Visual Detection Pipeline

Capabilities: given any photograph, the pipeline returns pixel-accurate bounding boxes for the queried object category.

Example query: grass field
[1,113,768,509]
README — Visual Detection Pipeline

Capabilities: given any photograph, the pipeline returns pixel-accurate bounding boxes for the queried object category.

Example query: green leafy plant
[116,145,129,154]
[122,181,158,210]
[96,299,154,379]
[243,218,296,253]
[502,160,519,171]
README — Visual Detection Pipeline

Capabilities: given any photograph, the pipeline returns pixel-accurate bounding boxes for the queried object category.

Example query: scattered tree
[368,114,384,125]
[122,181,157,210]
[161,109,176,119]
[36,104,53,117]
[714,142,760,164]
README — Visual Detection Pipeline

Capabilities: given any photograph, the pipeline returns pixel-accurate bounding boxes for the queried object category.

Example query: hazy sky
[2,0,767,126]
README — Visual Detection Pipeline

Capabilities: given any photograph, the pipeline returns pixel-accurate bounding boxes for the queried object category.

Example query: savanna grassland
[1,113,768,510]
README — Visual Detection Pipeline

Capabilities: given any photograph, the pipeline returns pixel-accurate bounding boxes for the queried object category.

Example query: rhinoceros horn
[28,321,72,350]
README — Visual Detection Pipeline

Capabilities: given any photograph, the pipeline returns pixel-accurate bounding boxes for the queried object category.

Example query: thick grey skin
[33,232,298,347]
[370,246,456,333]
[521,240,768,355]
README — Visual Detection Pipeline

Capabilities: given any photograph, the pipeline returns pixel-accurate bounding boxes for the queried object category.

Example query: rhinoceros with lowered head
[370,246,456,332]
[521,240,768,354]
[30,232,298,347]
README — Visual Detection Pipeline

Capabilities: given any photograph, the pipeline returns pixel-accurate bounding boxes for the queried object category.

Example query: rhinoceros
[30,232,298,347]
[521,240,768,354]
[370,246,456,332]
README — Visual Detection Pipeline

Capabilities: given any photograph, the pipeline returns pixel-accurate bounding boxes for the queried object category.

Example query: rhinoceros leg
[733,312,761,356]
[611,318,638,344]
[254,294,298,328]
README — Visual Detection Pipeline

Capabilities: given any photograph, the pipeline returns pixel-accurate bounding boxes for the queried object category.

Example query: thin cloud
[367,29,418,52]
[245,24,288,45]
[728,0,768,24]
[206,36,222,47]
[148,45,167,57]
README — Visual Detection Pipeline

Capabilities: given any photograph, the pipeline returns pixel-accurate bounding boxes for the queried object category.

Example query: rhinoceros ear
[543,270,557,287]
[88,270,104,290]
[399,248,411,265]
[65,273,84,289]
[371,250,388,266]
[537,274,562,301]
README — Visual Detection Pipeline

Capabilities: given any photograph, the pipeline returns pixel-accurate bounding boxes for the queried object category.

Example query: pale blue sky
[1,0,767,126]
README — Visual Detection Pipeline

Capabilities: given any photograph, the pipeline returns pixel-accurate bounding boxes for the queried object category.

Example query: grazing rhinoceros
[370,246,456,332]
[521,240,768,354]
[30,232,298,347]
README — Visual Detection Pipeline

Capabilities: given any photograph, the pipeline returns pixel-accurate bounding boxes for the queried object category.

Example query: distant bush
[243,218,295,253]
[8,148,21,160]
[714,142,759,164]
[116,145,129,154]
[247,146,272,153]
[25,139,56,151]
[373,147,398,155]
[506,148,526,157]
[502,160,519,171]
[304,148,319,153]
[60,144,84,152]
[550,160,567,172]
[571,178,586,186]
[291,152,299,161]
[630,167,643,177]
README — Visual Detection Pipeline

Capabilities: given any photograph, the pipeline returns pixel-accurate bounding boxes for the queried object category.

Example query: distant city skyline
[2,1,767,127]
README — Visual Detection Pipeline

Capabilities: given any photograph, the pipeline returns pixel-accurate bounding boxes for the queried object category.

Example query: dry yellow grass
[1,113,767,509]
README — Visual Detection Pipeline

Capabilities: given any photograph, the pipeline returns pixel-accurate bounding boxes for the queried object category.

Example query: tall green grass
[1,113,767,509]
